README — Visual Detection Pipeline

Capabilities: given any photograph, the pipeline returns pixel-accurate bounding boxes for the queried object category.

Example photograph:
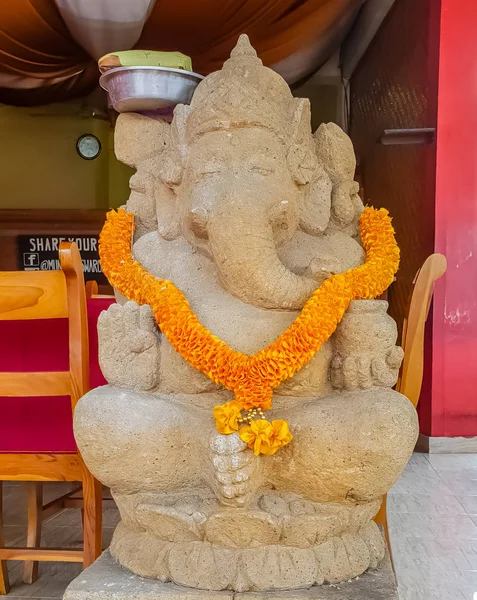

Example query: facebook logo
[23,253,39,267]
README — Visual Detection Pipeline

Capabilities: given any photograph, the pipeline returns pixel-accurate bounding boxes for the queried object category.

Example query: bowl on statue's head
[100,66,204,121]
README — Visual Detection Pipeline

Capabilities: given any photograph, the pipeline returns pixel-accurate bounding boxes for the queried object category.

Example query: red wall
[349,0,438,434]
[431,0,477,436]
[350,0,477,438]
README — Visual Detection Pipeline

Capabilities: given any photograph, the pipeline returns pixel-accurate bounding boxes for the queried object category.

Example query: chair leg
[374,494,394,570]
[0,482,10,595]
[81,471,102,569]
[23,482,43,584]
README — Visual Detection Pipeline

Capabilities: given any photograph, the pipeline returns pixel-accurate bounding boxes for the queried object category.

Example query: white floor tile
[398,583,467,600]
[393,537,477,570]
[389,512,477,540]
[388,491,466,515]
[395,563,477,591]
[444,569,477,596]
[428,453,477,471]
[456,495,477,514]
[408,453,432,467]
[391,468,455,496]
[439,467,477,481]
[437,475,477,496]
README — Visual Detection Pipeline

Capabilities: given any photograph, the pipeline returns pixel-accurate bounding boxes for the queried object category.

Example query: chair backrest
[0,242,89,407]
[396,253,447,407]
[85,280,99,299]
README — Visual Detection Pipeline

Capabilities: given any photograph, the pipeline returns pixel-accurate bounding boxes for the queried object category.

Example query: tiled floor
[1,453,477,599]
[388,453,477,600]
[1,483,119,598]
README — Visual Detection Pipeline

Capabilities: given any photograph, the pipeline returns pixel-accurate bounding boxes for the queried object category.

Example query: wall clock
[76,134,101,160]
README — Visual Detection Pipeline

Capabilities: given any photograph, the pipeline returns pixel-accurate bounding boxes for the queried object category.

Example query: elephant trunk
[208,205,316,310]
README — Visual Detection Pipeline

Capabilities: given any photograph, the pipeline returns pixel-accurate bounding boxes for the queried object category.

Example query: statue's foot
[114,488,381,546]
[111,514,386,591]
[205,508,281,547]
[111,490,386,590]
[114,492,210,542]
[210,432,262,507]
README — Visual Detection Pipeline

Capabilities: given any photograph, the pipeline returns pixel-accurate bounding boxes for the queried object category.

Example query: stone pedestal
[63,550,398,600]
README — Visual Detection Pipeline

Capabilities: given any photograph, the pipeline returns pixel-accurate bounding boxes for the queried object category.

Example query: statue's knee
[346,391,418,499]
[359,390,418,461]
[337,390,417,498]
[274,390,418,502]
[74,387,199,492]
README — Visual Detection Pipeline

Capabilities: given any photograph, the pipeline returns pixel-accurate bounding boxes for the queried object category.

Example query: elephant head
[154,35,336,311]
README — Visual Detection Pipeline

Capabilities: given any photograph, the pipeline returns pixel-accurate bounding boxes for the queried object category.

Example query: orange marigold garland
[99,207,400,455]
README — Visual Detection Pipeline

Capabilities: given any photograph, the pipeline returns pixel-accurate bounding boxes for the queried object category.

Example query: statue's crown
[185,35,297,144]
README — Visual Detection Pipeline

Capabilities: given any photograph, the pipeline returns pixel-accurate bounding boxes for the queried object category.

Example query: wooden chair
[85,280,114,300]
[0,242,102,595]
[85,280,98,299]
[374,253,447,559]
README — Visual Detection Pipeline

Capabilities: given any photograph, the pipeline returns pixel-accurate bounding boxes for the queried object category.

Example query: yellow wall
[0,103,133,210]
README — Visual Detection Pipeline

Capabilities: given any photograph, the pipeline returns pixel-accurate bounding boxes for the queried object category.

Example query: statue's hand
[98,301,160,390]
[331,345,404,390]
[331,181,358,225]
[329,181,364,235]
[305,255,342,285]
[210,432,262,507]
[371,345,404,386]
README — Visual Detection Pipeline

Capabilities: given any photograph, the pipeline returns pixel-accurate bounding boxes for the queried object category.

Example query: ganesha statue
[74,35,418,593]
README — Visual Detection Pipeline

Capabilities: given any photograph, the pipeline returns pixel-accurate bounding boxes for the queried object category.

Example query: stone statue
[74,35,418,593]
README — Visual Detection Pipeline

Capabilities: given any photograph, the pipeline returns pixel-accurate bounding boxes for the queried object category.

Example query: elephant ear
[155,180,182,240]
[299,164,332,236]
[314,122,363,236]
[287,98,317,185]
[114,114,170,241]
[313,122,356,185]
[287,98,332,236]
[115,113,169,167]
[156,104,191,239]
[159,104,190,186]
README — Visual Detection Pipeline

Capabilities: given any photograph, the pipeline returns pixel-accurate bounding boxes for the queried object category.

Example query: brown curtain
[138,0,357,74]
[0,0,97,104]
[0,0,359,105]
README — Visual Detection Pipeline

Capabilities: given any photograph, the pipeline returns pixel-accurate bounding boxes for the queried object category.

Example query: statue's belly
[157,335,332,397]
[134,234,333,397]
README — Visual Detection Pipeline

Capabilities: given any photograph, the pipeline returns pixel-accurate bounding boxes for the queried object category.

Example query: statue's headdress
[183,34,310,146]
[160,35,333,241]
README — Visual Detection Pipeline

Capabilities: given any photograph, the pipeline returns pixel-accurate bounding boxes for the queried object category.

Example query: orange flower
[99,206,400,454]
[239,418,293,456]
[239,420,274,456]
[213,401,242,434]
[234,384,273,410]
[269,419,293,454]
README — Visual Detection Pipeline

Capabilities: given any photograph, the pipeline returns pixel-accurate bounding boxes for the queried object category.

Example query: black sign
[17,235,107,285]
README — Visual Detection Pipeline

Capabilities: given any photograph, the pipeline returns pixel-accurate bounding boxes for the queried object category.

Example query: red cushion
[0,297,116,453]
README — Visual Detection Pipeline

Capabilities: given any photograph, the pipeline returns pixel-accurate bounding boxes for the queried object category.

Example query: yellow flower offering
[240,419,293,456]
[99,207,400,455]
[213,401,242,434]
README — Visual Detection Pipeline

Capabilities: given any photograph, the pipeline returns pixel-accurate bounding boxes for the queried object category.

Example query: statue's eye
[251,166,274,176]
[201,170,221,178]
